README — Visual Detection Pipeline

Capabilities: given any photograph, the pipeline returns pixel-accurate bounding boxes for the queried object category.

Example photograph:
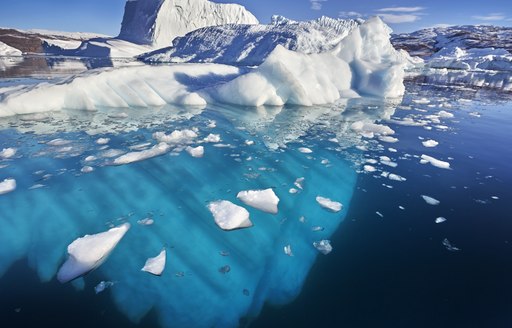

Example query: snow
[420,154,451,169]
[141,248,166,276]
[208,200,252,231]
[113,142,171,165]
[316,196,343,212]
[313,240,333,255]
[57,223,130,283]
[185,146,204,158]
[422,139,439,148]
[236,189,280,214]
[140,15,360,66]
[0,41,22,56]
[119,0,259,49]
[0,148,17,159]
[421,195,440,206]
[0,178,16,195]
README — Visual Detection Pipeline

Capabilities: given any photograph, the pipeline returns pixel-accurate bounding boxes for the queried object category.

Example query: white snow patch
[236,188,280,214]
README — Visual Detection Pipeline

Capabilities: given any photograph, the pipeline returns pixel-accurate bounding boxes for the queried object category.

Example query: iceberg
[57,223,130,283]
[141,248,166,276]
[236,189,280,214]
[208,200,253,231]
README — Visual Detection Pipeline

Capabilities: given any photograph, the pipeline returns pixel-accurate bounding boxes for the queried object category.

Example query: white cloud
[339,11,363,19]
[310,0,327,11]
[377,7,425,13]
[472,13,506,21]
[378,14,420,24]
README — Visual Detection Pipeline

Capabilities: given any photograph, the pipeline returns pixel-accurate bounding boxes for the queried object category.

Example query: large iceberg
[119,0,259,48]
[0,17,407,117]
[140,15,360,66]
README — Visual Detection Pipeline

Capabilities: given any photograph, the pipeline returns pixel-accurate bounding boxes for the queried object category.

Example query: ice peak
[118,0,259,48]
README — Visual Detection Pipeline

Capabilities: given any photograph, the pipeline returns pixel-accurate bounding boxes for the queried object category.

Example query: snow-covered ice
[208,200,253,231]
[236,189,280,214]
[57,223,130,283]
[141,248,166,276]
[316,196,343,212]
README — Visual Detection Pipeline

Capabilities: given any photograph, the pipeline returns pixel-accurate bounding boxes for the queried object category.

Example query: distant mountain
[118,0,259,49]
[391,25,512,58]
[140,16,361,66]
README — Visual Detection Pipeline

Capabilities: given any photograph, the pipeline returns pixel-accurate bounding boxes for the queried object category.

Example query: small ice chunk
[311,226,324,232]
[442,238,460,252]
[47,138,70,146]
[153,129,198,144]
[137,218,154,226]
[84,155,97,162]
[398,206,405,210]
[0,148,16,159]
[0,178,16,195]
[422,140,439,148]
[294,177,305,190]
[316,196,343,212]
[388,173,406,182]
[438,111,454,118]
[208,200,252,231]
[236,188,279,214]
[289,188,298,194]
[81,166,94,173]
[364,165,376,172]
[203,134,221,143]
[313,240,332,255]
[379,136,398,143]
[421,195,440,205]
[141,248,166,276]
[29,184,45,190]
[435,217,447,224]
[412,98,430,104]
[94,281,114,294]
[298,147,313,154]
[245,140,254,146]
[219,265,231,274]
[420,154,451,169]
[207,120,216,128]
[113,143,170,165]
[283,244,293,256]
[96,138,110,145]
[491,196,499,200]
[57,223,130,283]
[185,146,204,158]
[376,211,384,218]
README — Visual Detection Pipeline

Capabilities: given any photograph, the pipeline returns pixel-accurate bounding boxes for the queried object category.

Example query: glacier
[0,17,407,116]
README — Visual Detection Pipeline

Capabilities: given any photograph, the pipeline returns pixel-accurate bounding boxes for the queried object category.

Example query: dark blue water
[1,82,511,327]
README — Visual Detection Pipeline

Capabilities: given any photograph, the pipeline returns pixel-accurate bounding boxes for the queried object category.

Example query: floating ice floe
[422,139,439,148]
[316,196,343,212]
[388,173,406,182]
[236,188,280,214]
[294,177,305,190]
[442,238,460,252]
[435,217,447,224]
[313,240,333,255]
[203,134,221,143]
[283,245,293,256]
[57,223,131,283]
[379,136,398,143]
[208,200,253,231]
[95,281,115,294]
[421,195,440,205]
[137,218,154,226]
[153,130,198,144]
[0,178,16,195]
[186,146,204,158]
[363,165,376,172]
[80,166,94,173]
[141,248,167,276]
[96,138,110,145]
[438,110,454,118]
[0,148,17,159]
[420,154,451,169]
[113,143,171,165]
[298,147,313,154]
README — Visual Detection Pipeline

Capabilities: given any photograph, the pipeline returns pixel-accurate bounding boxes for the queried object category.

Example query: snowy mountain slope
[391,25,512,58]
[140,15,361,66]
[118,0,259,48]
[0,41,21,56]
[428,47,512,71]
[0,17,408,117]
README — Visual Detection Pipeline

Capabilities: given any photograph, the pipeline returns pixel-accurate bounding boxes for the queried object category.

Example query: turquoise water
[1,81,511,327]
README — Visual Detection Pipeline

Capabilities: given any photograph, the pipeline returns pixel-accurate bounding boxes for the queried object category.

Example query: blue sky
[0,0,511,35]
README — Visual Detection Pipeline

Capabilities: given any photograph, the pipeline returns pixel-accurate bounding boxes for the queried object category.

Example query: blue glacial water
[0,79,511,327]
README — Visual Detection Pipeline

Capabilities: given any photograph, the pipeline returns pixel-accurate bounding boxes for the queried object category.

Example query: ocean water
[0,74,511,327]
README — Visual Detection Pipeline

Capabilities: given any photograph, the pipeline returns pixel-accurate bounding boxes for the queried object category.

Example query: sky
[0,0,511,35]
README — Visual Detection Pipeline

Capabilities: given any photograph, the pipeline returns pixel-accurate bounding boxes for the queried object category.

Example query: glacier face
[0,17,407,116]
[118,0,259,49]
[140,15,360,66]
